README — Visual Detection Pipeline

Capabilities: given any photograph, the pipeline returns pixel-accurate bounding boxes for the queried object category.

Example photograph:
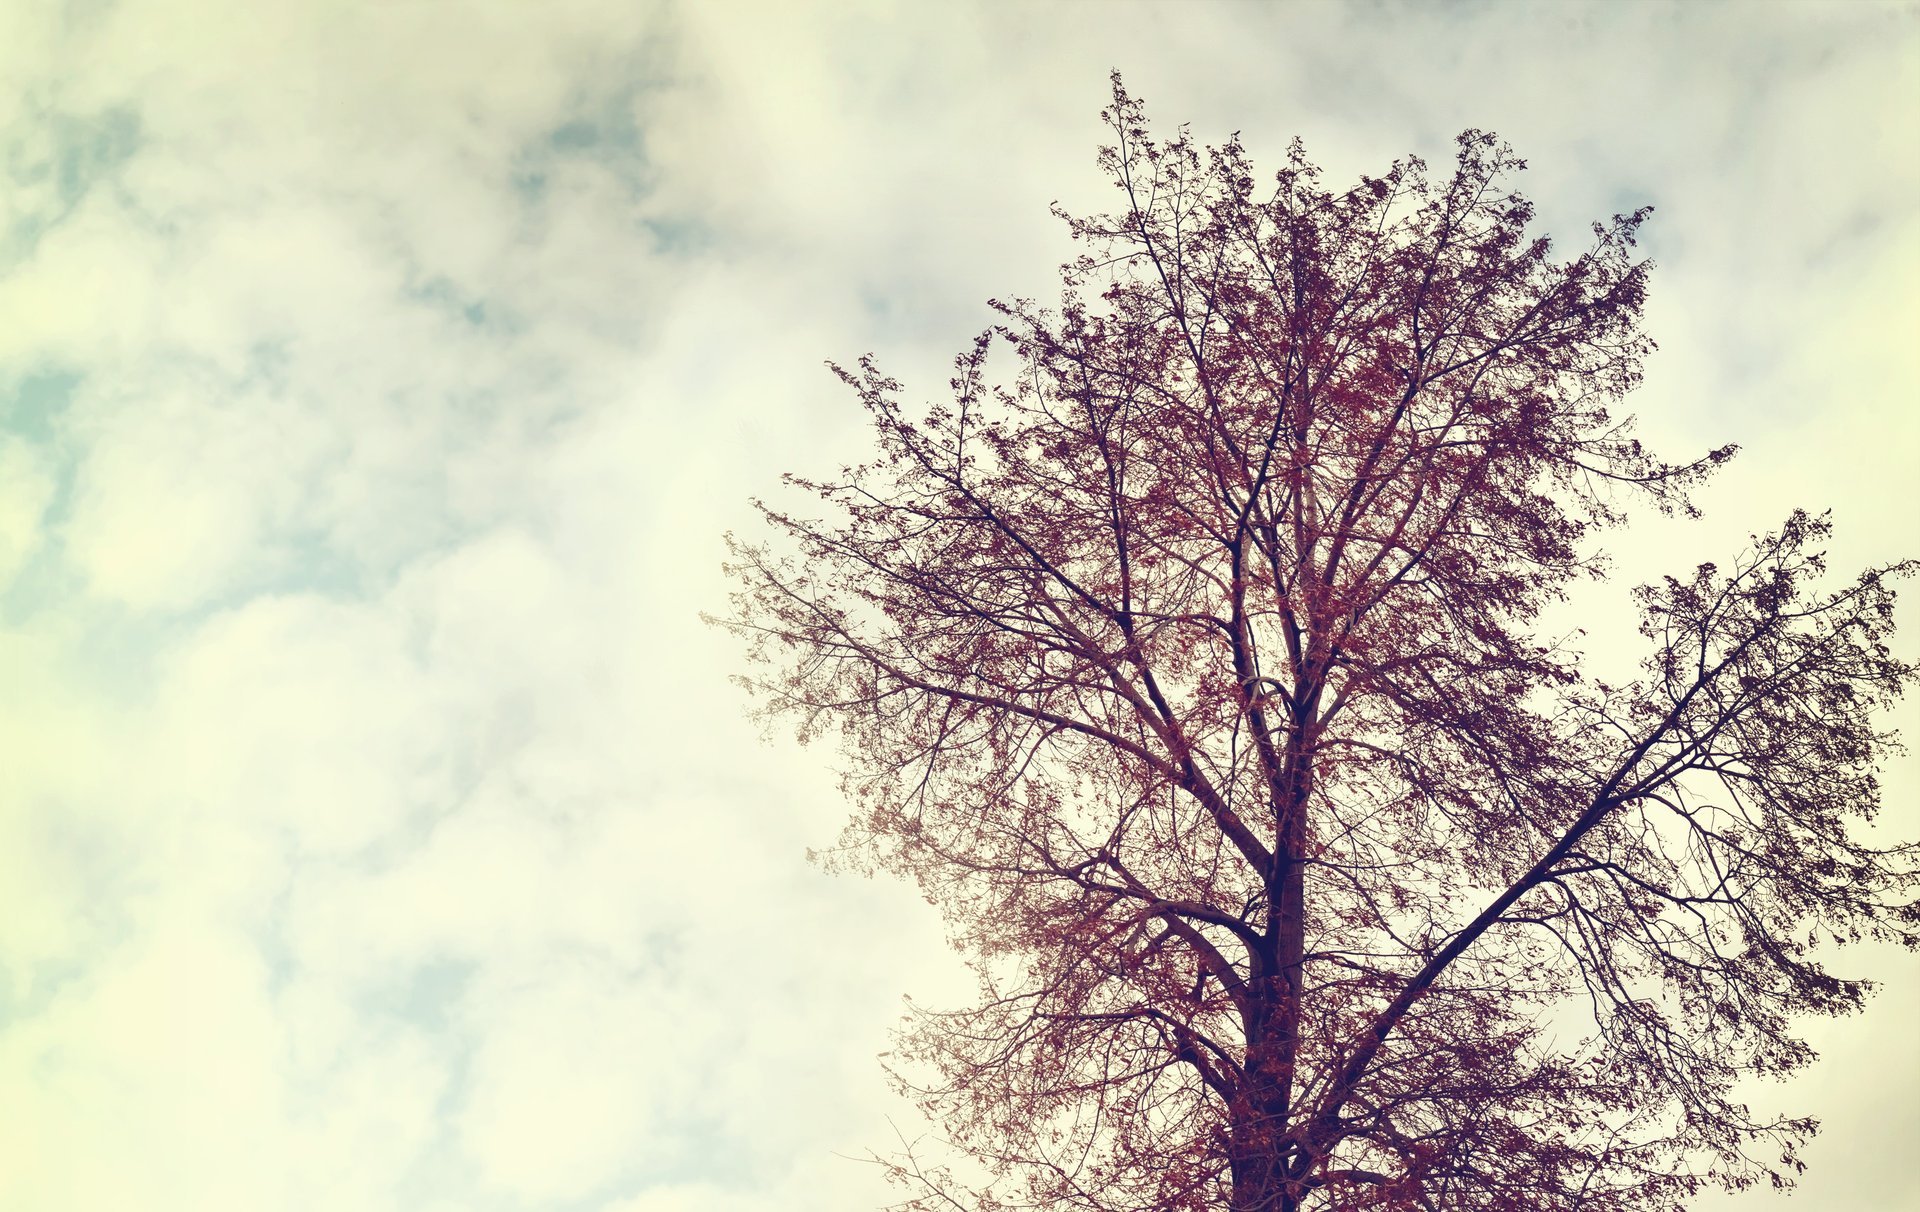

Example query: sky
[0,1,1915,1209]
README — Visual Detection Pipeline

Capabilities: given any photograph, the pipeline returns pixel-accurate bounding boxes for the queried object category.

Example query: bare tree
[720,77,1917,1212]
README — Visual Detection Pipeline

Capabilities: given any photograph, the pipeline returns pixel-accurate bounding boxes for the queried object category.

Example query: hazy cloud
[1,2,1914,1210]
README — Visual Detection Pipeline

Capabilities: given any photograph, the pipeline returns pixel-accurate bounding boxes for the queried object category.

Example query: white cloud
[0,922,288,1211]
[458,967,689,1201]
[0,437,55,583]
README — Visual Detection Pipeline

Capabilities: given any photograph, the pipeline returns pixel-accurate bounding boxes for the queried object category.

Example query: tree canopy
[721,78,1918,1212]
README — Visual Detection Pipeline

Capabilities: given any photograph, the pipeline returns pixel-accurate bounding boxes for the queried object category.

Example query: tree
[720,78,1918,1212]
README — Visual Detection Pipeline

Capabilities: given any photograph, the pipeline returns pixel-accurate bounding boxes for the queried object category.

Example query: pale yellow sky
[1,1,1916,1209]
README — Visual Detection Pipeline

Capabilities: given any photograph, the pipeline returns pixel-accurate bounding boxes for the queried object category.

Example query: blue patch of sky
[119,505,377,622]
[1,103,142,269]
[378,944,743,1212]
[16,604,217,707]
[363,956,477,1034]
[858,285,896,326]
[1594,182,1676,261]
[641,214,710,257]
[388,1039,481,1210]
[572,1115,771,1211]
[1806,204,1891,271]
[250,859,302,1001]
[0,368,84,624]
[420,1112,773,1212]
[508,78,712,257]
[511,93,654,206]
[0,798,147,1032]
[129,340,484,614]
[1605,184,1652,220]
[0,367,390,629]
[0,952,91,1036]
[406,271,519,337]
[855,278,1000,352]
[0,366,80,445]
[166,528,376,622]
[0,547,83,628]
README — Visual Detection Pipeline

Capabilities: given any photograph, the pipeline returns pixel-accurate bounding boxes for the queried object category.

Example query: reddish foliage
[721,77,1918,1212]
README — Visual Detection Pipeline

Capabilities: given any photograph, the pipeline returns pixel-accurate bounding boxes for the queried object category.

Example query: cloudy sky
[1,1,1916,1209]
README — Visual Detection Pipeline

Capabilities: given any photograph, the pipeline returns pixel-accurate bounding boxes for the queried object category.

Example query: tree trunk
[1240,686,1320,1212]
[1228,1113,1296,1212]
